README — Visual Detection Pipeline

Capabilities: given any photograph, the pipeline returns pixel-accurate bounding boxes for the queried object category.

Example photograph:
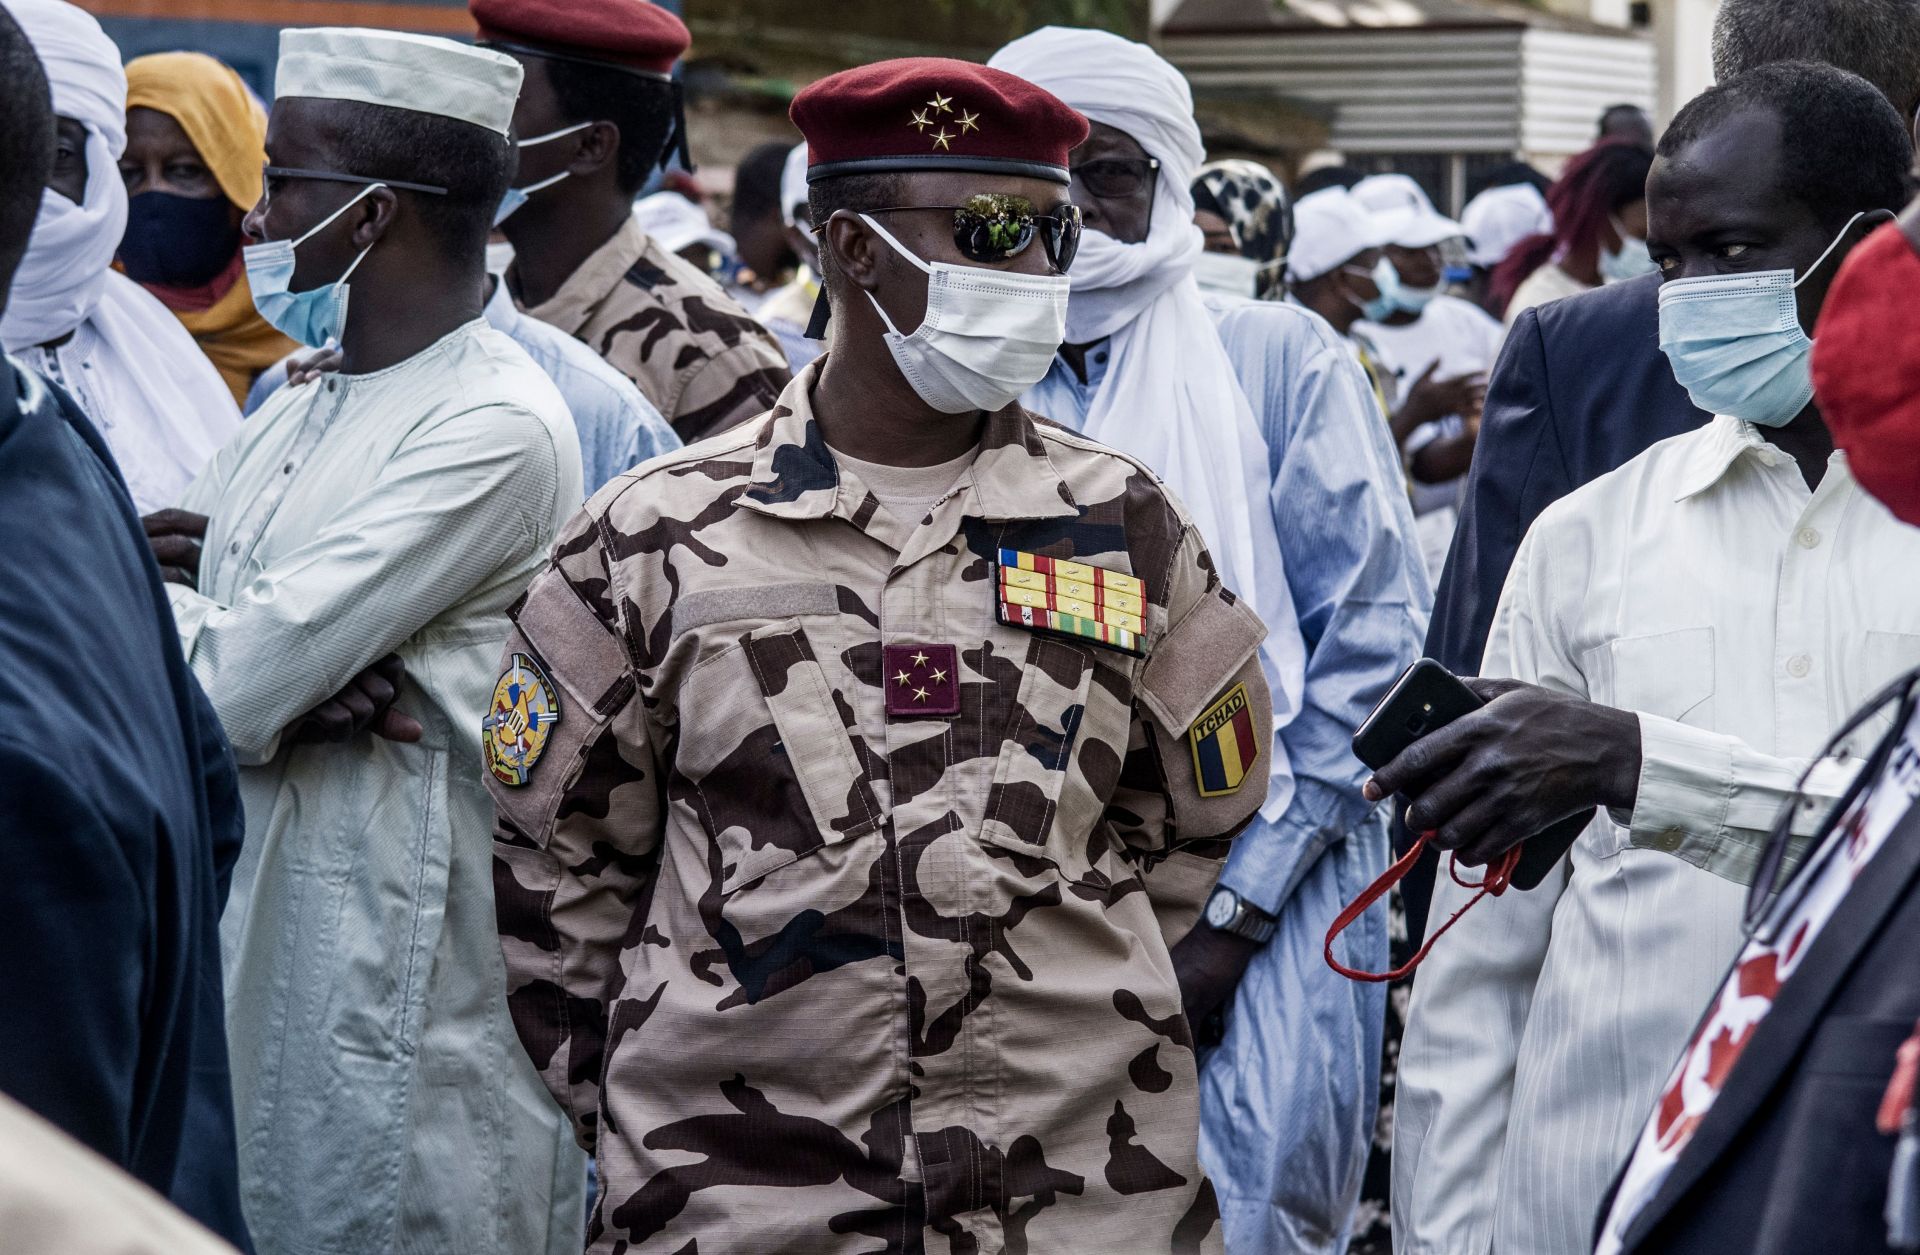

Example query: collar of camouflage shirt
[738,369,1086,536]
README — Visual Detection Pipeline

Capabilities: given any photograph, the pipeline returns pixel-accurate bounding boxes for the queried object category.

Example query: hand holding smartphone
[1353,659,1590,891]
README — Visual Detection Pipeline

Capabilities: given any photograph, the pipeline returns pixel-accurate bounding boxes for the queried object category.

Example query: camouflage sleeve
[488,511,657,1154]
[1108,522,1271,900]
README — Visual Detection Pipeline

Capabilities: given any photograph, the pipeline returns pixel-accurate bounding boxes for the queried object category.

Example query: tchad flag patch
[1189,682,1259,797]
[995,548,1147,657]
[484,652,562,788]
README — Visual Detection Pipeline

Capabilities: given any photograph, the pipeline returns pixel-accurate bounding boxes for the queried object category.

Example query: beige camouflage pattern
[521,215,792,444]
[488,362,1271,1254]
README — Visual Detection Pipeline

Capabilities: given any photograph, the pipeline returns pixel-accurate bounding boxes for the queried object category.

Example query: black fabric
[0,354,252,1250]
[1601,746,1920,1254]
[1400,271,1709,942]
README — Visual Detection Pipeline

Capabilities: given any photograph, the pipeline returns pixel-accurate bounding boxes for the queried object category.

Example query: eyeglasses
[1070,156,1161,201]
[1744,669,1920,939]
[261,166,449,205]
[865,196,1083,272]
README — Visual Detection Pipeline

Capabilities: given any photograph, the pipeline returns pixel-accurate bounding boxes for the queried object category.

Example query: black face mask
[118,190,240,288]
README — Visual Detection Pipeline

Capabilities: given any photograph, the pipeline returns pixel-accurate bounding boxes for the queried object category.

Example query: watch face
[1205,889,1237,929]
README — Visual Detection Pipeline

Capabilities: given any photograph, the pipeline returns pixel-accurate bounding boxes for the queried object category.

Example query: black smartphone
[1353,658,1589,891]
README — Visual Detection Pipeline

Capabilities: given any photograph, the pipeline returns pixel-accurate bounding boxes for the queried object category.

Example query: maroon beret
[471,0,690,77]
[791,57,1088,185]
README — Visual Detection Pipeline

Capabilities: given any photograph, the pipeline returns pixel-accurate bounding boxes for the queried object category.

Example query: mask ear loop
[1794,210,1870,288]
[290,182,384,250]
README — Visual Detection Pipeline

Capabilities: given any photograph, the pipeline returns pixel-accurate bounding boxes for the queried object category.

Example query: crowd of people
[1,0,1919,1252]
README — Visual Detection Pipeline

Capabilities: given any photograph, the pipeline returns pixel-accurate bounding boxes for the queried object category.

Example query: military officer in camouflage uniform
[487,58,1273,1254]
[472,0,791,443]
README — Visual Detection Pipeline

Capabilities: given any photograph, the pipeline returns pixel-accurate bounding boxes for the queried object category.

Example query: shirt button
[327,379,337,392]
[283,462,295,475]
[1796,527,1821,549]
[1660,829,1684,851]
[228,542,241,555]
[1787,654,1812,678]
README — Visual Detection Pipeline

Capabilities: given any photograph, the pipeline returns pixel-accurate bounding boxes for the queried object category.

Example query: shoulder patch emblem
[484,653,562,788]
[994,548,1147,656]
[1189,682,1259,797]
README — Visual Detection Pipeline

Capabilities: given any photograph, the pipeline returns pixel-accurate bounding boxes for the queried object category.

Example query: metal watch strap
[1213,890,1277,943]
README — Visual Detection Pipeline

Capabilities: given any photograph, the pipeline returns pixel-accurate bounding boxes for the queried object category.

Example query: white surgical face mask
[1657,210,1866,428]
[1601,215,1657,284]
[493,121,592,226]
[857,213,1070,415]
[1192,250,1261,300]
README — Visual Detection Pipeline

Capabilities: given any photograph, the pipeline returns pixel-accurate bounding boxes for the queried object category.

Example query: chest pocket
[676,620,884,893]
[1581,626,1716,858]
[978,635,1111,862]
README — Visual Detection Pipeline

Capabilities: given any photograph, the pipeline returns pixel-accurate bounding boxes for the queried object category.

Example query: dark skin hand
[1363,677,1642,868]
[143,508,208,586]
[287,653,424,745]
[139,513,423,744]
[1170,918,1261,1041]
[1391,360,1485,449]
[1646,106,1891,490]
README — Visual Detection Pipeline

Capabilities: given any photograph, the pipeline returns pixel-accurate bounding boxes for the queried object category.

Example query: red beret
[471,0,689,77]
[1811,216,1920,528]
[791,57,1087,185]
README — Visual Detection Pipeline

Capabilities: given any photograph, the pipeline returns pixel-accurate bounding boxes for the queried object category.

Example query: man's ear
[823,210,883,292]
[349,186,400,250]
[569,120,620,178]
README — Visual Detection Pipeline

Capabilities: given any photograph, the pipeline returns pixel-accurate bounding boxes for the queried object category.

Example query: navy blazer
[1426,271,1709,677]
[0,355,251,1249]
[1602,769,1920,1253]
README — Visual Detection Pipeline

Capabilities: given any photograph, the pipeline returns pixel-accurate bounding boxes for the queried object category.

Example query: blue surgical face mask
[1657,211,1866,427]
[243,183,381,349]
[1342,257,1399,323]
[1601,215,1657,284]
[1379,254,1440,315]
[492,121,592,226]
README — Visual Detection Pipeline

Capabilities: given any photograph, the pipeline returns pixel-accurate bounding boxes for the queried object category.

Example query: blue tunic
[1027,297,1431,1252]
[0,354,251,1249]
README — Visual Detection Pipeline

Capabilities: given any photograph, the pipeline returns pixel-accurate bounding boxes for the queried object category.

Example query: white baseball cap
[634,191,737,260]
[1354,172,1465,250]
[1286,187,1386,282]
[1460,182,1554,268]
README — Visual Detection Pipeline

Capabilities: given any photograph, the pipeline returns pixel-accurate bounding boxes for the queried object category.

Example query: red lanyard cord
[1324,830,1523,983]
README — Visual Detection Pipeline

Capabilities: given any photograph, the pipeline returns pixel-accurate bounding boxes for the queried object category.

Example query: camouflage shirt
[488,364,1272,1254]
[521,216,792,444]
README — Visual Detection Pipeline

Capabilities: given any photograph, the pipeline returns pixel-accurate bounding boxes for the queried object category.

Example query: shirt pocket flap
[678,621,883,893]
[1136,590,1267,733]
[1590,626,1717,725]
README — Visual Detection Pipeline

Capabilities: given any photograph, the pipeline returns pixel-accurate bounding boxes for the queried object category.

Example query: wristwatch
[1203,887,1277,943]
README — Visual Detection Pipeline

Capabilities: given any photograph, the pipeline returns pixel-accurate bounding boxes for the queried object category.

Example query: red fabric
[1324,830,1521,983]
[790,57,1087,177]
[471,0,689,74]
[1812,218,1920,527]
[883,644,960,718]
[128,248,244,315]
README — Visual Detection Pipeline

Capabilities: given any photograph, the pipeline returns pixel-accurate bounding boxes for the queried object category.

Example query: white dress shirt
[1392,415,1920,1255]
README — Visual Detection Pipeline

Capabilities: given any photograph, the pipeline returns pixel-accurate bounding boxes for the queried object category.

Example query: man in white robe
[150,27,586,1255]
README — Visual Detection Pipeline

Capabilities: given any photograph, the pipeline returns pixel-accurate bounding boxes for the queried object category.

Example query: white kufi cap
[275,27,523,137]
[1286,187,1386,282]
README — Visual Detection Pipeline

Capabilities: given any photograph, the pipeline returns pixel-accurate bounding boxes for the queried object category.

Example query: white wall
[1656,0,1722,122]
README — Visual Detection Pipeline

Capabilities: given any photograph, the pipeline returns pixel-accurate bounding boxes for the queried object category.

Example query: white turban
[780,141,809,229]
[0,0,129,350]
[990,26,1305,827]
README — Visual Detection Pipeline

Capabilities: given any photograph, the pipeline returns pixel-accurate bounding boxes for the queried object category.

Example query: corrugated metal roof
[1164,0,1627,37]
[1162,19,1654,158]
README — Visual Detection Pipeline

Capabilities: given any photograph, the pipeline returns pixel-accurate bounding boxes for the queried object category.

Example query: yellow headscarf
[125,52,292,405]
